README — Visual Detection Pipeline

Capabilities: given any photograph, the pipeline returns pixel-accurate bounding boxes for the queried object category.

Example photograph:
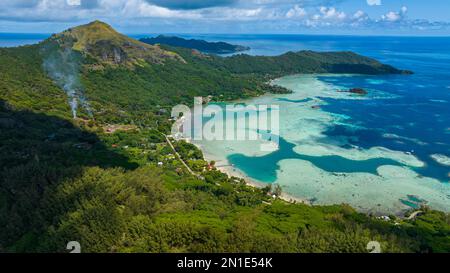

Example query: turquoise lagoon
[192,74,449,215]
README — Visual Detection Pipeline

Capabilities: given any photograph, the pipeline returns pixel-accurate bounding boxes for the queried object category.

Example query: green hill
[2,21,411,124]
[216,50,413,75]
[1,21,447,253]
[47,20,184,66]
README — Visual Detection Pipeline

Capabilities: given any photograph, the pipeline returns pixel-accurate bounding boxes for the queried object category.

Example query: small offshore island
[338,87,368,95]
[0,21,449,253]
[140,35,251,54]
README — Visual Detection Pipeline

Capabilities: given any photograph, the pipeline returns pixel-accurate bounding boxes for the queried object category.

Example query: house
[378,216,391,221]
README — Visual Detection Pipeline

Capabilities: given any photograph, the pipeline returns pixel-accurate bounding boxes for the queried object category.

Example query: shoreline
[173,74,449,216]
[214,163,311,205]
[173,74,351,206]
[177,115,311,206]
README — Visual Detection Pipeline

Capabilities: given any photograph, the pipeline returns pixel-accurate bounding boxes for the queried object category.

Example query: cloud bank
[0,0,448,35]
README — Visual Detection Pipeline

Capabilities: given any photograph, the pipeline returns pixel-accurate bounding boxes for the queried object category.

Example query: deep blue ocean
[2,33,449,183]
[0,33,49,47]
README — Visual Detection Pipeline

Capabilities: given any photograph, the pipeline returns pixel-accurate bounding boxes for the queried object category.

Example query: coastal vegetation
[0,21,448,253]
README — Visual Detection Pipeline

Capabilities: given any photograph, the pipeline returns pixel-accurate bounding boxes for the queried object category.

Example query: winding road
[164,134,204,180]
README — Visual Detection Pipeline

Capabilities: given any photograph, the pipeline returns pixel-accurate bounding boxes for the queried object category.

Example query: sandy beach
[213,161,311,205]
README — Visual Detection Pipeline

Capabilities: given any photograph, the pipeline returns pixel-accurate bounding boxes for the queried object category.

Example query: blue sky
[0,0,449,35]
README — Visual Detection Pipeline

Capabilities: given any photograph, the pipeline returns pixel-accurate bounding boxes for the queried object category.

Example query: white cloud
[318,6,346,20]
[67,0,81,6]
[0,1,448,35]
[353,10,368,22]
[286,5,307,19]
[126,0,201,19]
[367,0,381,6]
[382,11,401,22]
[381,5,408,22]
[401,6,408,14]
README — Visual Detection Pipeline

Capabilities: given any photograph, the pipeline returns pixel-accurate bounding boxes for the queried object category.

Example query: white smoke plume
[42,45,92,119]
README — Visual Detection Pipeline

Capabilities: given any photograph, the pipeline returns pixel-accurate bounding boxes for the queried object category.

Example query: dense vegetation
[1,102,448,253]
[0,21,448,253]
[140,35,250,54]
[213,50,412,76]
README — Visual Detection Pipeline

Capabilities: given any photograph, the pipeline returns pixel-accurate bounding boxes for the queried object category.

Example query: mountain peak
[88,20,111,27]
[76,20,117,36]
[47,20,184,66]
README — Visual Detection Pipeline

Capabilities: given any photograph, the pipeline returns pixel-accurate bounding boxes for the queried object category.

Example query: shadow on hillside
[0,99,138,249]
